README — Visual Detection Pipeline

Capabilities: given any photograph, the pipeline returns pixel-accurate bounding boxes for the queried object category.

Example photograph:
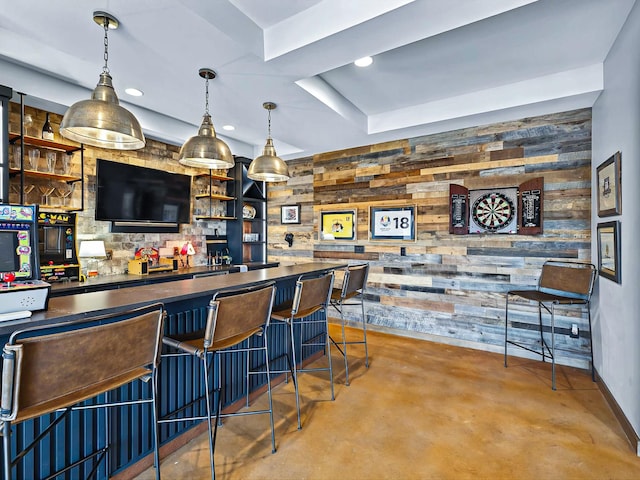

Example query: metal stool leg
[290,318,301,430]
[551,304,556,391]
[202,352,216,479]
[360,293,369,369]
[504,294,510,367]
[339,299,350,386]
[325,308,335,400]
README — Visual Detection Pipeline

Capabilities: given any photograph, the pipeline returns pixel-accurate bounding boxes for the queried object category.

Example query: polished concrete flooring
[135,325,640,480]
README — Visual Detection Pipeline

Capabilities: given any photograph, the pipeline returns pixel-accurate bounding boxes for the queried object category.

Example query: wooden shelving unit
[193,170,237,221]
[8,130,84,212]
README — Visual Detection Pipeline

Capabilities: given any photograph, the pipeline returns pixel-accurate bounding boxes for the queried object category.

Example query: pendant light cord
[204,75,210,116]
[267,107,272,139]
[102,17,110,74]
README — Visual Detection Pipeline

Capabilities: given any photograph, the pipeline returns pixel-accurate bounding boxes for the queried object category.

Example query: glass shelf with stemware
[8,132,84,212]
[193,170,237,221]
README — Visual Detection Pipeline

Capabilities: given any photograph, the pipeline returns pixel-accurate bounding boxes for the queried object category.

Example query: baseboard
[595,369,640,456]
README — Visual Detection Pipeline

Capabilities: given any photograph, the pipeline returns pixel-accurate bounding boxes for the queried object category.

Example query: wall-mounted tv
[96,159,191,232]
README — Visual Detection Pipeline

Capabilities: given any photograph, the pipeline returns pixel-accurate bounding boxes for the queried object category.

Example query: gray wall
[592,0,640,451]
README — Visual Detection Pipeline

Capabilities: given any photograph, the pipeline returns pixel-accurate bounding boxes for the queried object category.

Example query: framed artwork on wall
[281,204,301,224]
[597,220,621,284]
[320,210,356,241]
[596,151,622,217]
[369,206,416,241]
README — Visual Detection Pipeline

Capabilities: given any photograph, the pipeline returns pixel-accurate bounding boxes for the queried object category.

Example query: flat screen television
[96,159,191,232]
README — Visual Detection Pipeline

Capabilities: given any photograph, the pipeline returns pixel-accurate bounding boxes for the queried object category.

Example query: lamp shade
[78,240,107,258]
[248,101,290,182]
[247,138,290,182]
[178,113,234,169]
[61,73,146,150]
[60,12,146,150]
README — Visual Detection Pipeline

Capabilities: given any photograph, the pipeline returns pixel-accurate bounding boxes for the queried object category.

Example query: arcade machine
[0,204,51,321]
[38,211,80,282]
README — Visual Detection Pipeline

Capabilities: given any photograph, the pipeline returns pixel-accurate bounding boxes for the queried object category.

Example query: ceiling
[0,0,635,160]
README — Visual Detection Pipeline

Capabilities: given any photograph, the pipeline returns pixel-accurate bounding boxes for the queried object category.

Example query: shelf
[194,172,233,182]
[195,215,236,221]
[38,204,79,212]
[9,133,82,153]
[195,193,235,201]
[9,167,81,183]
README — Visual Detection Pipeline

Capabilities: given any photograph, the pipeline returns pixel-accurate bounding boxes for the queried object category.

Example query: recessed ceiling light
[124,87,144,97]
[354,56,373,67]
[222,125,235,131]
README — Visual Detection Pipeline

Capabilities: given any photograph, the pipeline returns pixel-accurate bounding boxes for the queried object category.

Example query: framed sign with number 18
[370,206,416,241]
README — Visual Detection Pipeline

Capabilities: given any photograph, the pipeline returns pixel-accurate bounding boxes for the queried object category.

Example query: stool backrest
[1,303,164,423]
[538,261,597,301]
[291,271,335,319]
[203,282,276,349]
[341,263,369,300]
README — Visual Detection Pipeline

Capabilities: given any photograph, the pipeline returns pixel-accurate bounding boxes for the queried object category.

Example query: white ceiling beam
[368,64,603,134]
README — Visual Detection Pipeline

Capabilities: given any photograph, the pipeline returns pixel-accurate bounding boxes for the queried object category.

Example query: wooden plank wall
[268,108,593,368]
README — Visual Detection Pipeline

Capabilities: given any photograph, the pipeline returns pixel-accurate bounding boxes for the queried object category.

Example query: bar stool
[504,260,597,390]
[0,303,165,480]
[329,263,370,386]
[160,282,276,479]
[271,270,335,430]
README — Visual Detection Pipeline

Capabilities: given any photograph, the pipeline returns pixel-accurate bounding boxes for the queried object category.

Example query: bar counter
[0,263,324,336]
[0,262,346,479]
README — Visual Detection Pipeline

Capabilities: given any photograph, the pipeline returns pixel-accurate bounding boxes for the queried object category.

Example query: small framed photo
[281,204,301,224]
[596,151,622,217]
[320,210,356,241]
[370,206,416,241]
[597,221,621,284]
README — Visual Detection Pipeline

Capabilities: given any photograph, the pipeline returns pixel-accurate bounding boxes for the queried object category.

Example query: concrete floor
[134,325,640,480]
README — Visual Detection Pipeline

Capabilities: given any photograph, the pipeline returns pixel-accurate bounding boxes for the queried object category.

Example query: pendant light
[248,102,290,182]
[178,68,234,169]
[60,11,145,150]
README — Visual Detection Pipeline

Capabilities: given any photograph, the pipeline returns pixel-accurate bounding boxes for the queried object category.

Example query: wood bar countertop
[0,263,346,336]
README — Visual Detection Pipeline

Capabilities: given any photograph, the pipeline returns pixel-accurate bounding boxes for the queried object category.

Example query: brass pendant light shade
[178,68,234,169]
[60,12,145,150]
[248,102,290,182]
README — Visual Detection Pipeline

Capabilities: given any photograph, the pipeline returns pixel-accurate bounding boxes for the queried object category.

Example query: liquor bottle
[42,113,54,140]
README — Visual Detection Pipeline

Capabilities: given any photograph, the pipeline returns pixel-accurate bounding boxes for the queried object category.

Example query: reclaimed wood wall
[268,108,593,368]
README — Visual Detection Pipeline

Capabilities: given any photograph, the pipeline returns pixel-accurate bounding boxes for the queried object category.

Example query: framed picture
[320,210,356,240]
[370,206,416,240]
[281,204,301,224]
[597,221,621,284]
[596,151,622,217]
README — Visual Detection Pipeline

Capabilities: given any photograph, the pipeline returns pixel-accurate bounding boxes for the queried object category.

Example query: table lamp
[78,240,107,278]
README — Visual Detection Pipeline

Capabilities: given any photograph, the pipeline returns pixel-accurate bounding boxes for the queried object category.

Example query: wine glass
[9,184,20,203]
[55,182,75,207]
[38,182,55,205]
[23,114,33,136]
[22,184,35,204]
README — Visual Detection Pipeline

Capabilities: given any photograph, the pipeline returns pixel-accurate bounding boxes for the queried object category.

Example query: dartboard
[471,192,515,232]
